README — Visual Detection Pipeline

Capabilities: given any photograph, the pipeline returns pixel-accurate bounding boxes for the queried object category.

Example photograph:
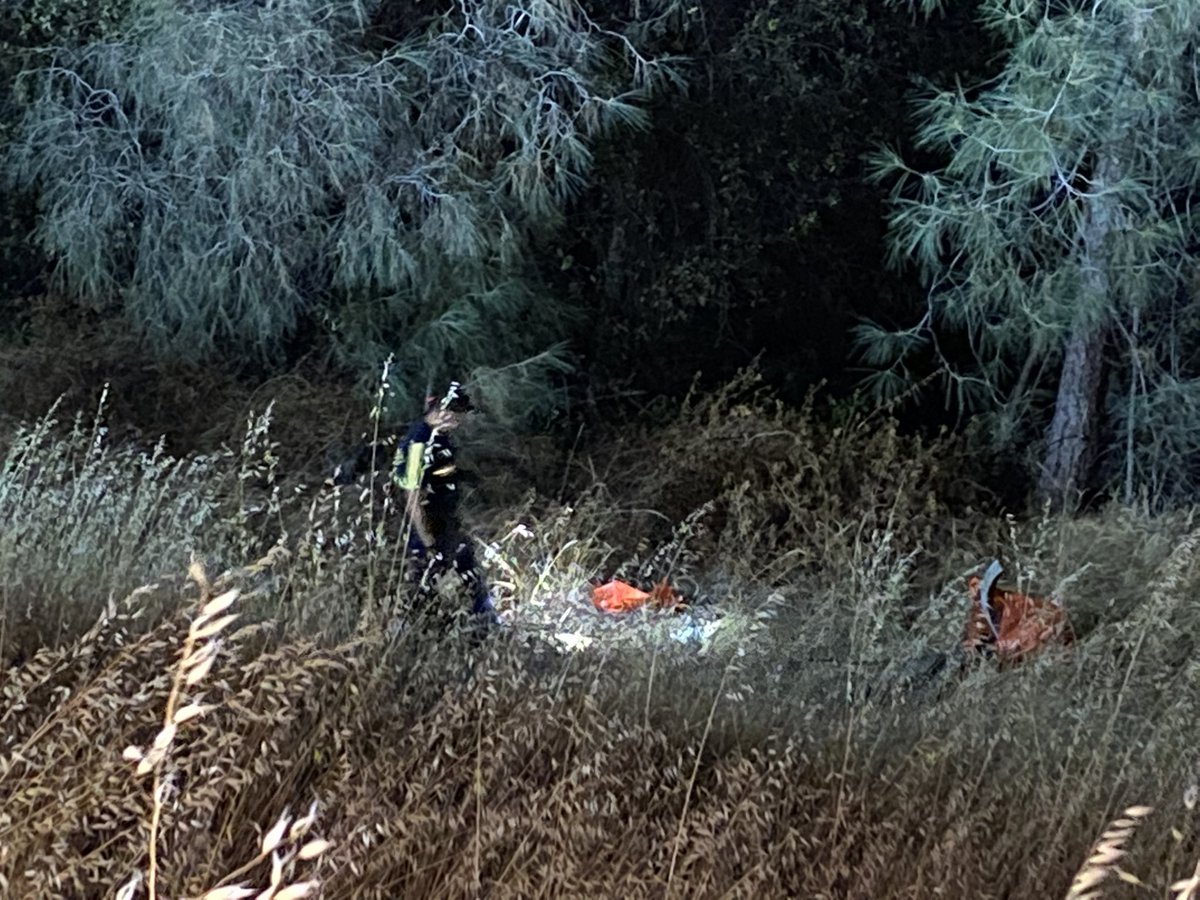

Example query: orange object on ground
[963,561,1074,663]
[592,579,651,613]
[592,578,686,614]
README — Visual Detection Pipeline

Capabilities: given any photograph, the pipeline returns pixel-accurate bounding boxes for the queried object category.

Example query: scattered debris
[963,559,1074,663]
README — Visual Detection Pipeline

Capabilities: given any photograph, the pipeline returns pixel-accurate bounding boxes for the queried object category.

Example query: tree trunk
[1037,153,1123,509]
[1037,319,1107,508]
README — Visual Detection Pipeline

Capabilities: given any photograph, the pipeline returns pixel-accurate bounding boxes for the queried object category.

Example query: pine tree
[5,0,678,410]
[863,1,1200,506]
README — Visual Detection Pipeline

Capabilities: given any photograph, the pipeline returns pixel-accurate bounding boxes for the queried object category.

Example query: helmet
[425,381,474,413]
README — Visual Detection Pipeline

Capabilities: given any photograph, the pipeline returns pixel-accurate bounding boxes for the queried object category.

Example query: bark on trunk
[1037,320,1107,508]
[1037,153,1123,509]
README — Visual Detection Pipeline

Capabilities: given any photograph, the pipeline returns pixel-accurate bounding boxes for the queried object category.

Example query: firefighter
[396,382,499,626]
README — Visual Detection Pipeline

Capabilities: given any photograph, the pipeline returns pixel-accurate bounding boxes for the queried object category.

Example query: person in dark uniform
[396,382,498,625]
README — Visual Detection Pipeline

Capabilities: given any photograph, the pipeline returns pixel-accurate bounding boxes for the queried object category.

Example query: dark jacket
[396,418,461,517]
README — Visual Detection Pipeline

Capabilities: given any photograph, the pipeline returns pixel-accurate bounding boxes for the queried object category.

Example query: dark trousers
[406,511,495,619]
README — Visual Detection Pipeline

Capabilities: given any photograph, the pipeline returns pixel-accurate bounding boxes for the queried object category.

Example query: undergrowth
[1,376,1198,898]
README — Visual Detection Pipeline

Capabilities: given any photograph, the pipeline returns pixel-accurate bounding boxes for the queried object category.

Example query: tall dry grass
[0,389,266,663]
[1,377,1199,897]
